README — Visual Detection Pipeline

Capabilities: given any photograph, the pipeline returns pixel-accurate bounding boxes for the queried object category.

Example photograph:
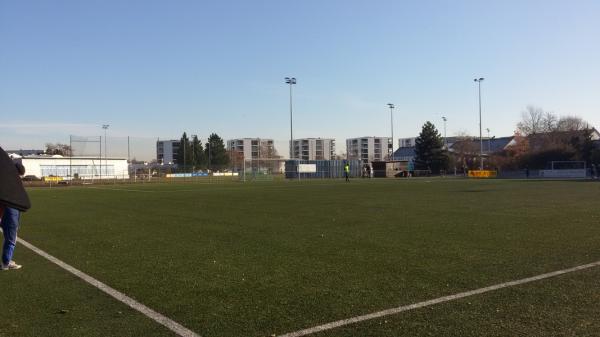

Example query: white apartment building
[398,137,417,148]
[291,138,335,160]
[346,137,392,163]
[227,138,275,159]
[156,140,180,164]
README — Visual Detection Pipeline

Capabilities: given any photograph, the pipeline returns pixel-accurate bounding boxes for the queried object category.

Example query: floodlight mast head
[387,103,394,109]
[285,77,296,85]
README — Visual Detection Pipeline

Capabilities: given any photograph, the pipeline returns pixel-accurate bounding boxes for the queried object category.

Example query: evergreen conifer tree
[414,121,448,173]
[205,133,230,171]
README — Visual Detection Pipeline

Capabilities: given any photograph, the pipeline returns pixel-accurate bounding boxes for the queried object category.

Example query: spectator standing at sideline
[0,147,31,271]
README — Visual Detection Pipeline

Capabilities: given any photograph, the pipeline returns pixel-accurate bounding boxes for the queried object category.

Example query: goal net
[540,161,587,178]
[240,158,285,181]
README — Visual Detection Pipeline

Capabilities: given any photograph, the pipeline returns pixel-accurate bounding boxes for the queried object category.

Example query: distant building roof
[449,136,515,154]
[444,137,460,145]
[392,147,416,160]
[6,149,44,156]
[20,155,127,160]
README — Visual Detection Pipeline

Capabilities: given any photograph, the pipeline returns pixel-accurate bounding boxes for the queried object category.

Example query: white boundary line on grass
[82,183,343,193]
[278,260,600,337]
[16,236,201,337]
[85,186,159,193]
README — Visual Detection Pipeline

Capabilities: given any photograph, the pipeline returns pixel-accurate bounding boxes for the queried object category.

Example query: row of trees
[411,105,600,173]
[175,133,230,171]
[495,106,598,169]
[516,106,591,135]
[45,143,72,156]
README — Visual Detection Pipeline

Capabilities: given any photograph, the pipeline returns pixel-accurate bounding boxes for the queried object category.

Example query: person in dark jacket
[0,147,31,271]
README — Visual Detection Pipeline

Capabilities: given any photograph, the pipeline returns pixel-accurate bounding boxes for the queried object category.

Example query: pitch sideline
[278,259,600,337]
[15,235,201,337]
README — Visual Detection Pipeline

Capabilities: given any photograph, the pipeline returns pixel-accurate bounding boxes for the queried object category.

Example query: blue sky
[1,0,599,159]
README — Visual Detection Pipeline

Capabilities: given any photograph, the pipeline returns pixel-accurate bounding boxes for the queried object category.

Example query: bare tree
[259,141,279,159]
[450,131,478,172]
[517,106,549,135]
[45,143,72,156]
[556,116,588,132]
[541,112,558,133]
[512,108,593,168]
[452,131,478,154]
[333,151,347,160]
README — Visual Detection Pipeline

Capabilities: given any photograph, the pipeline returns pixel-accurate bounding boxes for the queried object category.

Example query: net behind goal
[540,161,587,178]
[240,158,285,181]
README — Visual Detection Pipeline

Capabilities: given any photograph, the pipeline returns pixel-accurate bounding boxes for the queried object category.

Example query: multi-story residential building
[398,136,459,150]
[398,137,417,148]
[156,140,180,164]
[227,138,275,160]
[291,138,335,160]
[346,137,392,163]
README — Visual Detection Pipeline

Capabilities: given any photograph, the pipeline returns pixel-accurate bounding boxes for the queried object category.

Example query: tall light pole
[442,116,448,149]
[207,140,212,173]
[183,135,187,176]
[285,77,296,159]
[191,134,196,174]
[474,77,484,170]
[102,124,109,178]
[387,103,395,161]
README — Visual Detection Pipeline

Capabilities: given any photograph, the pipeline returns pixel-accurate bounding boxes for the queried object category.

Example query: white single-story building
[15,155,129,180]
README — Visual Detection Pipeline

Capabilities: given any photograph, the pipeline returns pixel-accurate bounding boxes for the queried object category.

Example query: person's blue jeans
[1,207,20,265]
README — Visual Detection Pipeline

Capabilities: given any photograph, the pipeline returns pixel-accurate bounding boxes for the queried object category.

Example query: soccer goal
[540,161,587,178]
[240,158,285,182]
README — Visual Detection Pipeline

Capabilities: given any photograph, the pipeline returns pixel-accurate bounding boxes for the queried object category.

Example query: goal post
[241,158,286,182]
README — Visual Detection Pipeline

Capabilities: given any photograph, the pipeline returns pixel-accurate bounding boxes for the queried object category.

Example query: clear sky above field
[1,0,599,159]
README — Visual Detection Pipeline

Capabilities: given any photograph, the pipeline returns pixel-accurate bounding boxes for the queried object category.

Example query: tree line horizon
[40,105,600,172]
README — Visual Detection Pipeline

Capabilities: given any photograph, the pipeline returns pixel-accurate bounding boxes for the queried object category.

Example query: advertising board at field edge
[468,170,497,178]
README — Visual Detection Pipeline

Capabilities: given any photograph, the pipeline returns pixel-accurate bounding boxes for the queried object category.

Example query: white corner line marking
[16,236,201,337]
[278,260,600,337]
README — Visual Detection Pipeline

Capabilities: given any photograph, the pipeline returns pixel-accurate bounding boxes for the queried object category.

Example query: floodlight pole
[102,124,109,179]
[191,134,196,175]
[285,77,296,159]
[99,136,102,181]
[388,103,395,161]
[127,136,130,162]
[474,78,484,170]
[69,135,72,178]
[208,141,211,173]
[442,116,448,149]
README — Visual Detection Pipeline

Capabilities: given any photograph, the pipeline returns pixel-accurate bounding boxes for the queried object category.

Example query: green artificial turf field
[1,178,600,337]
